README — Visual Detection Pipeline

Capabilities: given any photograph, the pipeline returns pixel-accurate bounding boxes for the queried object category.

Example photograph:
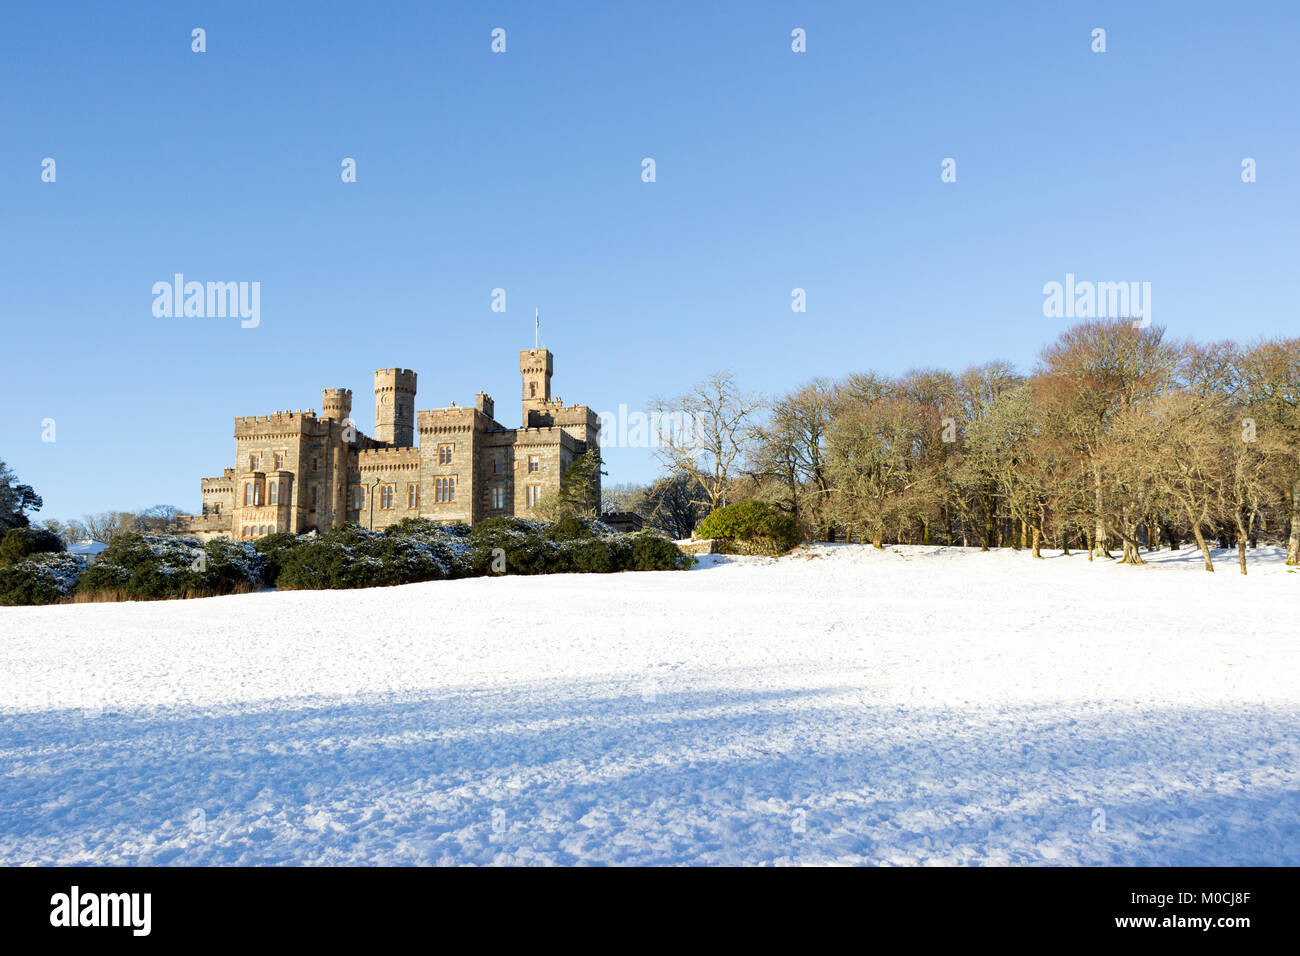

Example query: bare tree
[650,371,763,513]
[81,511,131,544]
[1238,337,1300,564]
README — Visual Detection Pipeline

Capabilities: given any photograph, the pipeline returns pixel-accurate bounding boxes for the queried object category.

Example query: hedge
[697,500,801,554]
[0,518,692,604]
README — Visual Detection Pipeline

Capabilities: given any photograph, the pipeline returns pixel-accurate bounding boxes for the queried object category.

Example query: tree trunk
[1288,471,1300,564]
[1160,520,1178,550]
[1190,525,1215,572]
[1234,510,1250,575]
[1092,466,1109,558]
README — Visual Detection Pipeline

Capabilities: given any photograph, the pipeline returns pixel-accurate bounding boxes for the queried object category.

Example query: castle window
[528,456,539,473]
[244,484,253,506]
[436,477,456,503]
[439,444,453,465]
[250,454,260,471]
[259,525,267,537]
[270,483,279,505]
[530,383,537,397]
[408,484,419,508]
[312,456,319,472]
[354,486,365,510]
[254,485,262,506]
[380,485,395,509]
[492,458,502,475]
[491,486,505,510]
[274,453,284,470]
[310,486,318,508]
[526,485,540,508]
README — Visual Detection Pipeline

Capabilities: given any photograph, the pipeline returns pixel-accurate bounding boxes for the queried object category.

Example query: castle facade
[183,347,599,540]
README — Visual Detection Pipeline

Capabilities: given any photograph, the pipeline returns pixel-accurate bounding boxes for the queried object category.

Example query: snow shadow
[0,679,1295,865]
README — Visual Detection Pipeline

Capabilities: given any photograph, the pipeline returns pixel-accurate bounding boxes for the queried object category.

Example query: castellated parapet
[181,346,599,539]
[322,387,352,422]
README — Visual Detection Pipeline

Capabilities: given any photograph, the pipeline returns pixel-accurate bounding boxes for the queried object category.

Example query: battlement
[235,410,317,425]
[514,425,586,450]
[357,446,421,471]
[418,405,480,420]
[322,386,353,422]
[531,396,592,413]
[519,349,553,373]
[234,410,321,438]
[373,368,417,391]
[201,469,235,488]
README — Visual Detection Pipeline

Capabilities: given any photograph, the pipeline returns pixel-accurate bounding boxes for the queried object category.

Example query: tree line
[609,320,1300,574]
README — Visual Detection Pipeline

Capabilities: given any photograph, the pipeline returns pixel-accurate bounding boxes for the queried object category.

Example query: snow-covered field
[1,544,1296,866]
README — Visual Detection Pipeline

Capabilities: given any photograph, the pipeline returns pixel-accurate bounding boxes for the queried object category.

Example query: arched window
[259,525,267,536]
[270,483,278,505]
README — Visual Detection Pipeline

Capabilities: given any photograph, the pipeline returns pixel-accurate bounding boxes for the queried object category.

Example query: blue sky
[3,0,1297,521]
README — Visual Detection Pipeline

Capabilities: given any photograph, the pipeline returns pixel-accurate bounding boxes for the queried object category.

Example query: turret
[374,368,417,446]
[322,387,352,422]
[520,348,553,421]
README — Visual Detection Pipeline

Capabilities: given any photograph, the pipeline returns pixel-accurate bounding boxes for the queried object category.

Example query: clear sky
[3,1,1297,522]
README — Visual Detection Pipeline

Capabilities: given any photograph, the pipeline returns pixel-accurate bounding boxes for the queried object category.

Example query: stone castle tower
[182,346,600,540]
[373,368,417,447]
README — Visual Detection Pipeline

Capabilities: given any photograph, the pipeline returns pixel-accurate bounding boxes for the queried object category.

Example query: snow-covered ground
[1,543,1296,865]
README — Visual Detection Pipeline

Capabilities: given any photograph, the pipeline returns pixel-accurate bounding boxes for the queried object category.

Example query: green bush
[0,516,692,605]
[551,514,589,540]
[202,538,267,592]
[0,526,65,565]
[75,533,263,599]
[550,514,616,540]
[276,524,460,590]
[697,500,800,554]
[558,535,633,573]
[630,532,694,570]
[253,532,304,585]
[464,517,559,575]
[0,553,84,605]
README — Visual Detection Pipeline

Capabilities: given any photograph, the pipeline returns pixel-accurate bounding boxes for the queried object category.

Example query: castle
[182,347,599,540]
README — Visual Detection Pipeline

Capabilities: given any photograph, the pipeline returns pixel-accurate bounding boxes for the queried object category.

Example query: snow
[66,540,107,557]
[0,543,1296,865]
